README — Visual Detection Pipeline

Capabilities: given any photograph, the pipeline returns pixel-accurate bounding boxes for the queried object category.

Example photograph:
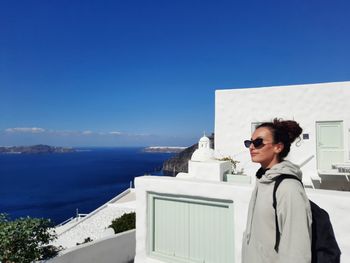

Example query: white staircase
[52,189,135,250]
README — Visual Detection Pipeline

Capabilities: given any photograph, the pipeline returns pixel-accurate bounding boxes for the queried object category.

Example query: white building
[134,81,350,263]
[215,81,350,190]
[50,81,350,263]
[177,134,232,181]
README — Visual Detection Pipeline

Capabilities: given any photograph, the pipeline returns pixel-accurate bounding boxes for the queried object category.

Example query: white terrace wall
[46,230,135,263]
[134,176,350,263]
[215,81,350,185]
[134,176,252,263]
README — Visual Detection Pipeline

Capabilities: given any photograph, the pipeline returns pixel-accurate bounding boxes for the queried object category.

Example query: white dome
[199,136,210,143]
[191,148,215,162]
[198,136,211,150]
[191,135,215,162]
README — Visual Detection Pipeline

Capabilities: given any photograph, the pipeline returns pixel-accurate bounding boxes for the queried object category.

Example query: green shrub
[76,237,93,246]
[217,156,240,173]
[109,212,135,234]
[0,213,60,263]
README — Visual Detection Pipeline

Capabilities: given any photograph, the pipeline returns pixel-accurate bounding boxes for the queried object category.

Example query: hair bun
[273,118,302,143]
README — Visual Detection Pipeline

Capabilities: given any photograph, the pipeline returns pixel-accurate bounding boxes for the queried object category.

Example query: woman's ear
[274,143,284,154]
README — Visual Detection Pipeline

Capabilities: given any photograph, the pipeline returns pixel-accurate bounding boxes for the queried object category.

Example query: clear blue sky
[1,0,349,146]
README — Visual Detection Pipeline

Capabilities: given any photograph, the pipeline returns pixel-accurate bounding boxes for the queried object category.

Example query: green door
[316,121,344,170]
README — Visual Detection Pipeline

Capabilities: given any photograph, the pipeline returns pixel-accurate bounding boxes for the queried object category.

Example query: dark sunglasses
[244,138,265,148]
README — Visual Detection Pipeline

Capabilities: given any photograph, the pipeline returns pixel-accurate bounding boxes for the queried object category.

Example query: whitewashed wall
[134,176,350,263]
[215,81,350,184]
[134,176,253,263]
[46,230,135,263]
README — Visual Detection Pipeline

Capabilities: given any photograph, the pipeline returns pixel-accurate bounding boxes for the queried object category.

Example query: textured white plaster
[134,175,254,263]
[53,205,135,249]
[188,160,231,181]
[215,81,350,186]
[48,230,136,263]
[134,176,350,263]
[53,190,135,249]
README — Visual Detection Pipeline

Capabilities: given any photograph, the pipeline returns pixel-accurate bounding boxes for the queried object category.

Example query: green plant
[109,212,135,234]
[76,237,93,246]
[217,156,240,173]
[0,213,60,263]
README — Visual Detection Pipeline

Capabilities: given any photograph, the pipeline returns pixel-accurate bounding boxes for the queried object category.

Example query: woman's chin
[251,156,260,163]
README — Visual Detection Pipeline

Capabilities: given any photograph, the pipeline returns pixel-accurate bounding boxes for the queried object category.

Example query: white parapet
[187,159,232,181]
[47,230,136,263]
[134,175,253,263]
[135,175,350,263]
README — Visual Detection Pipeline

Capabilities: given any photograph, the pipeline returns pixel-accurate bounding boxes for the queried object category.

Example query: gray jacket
[242,160,312,263]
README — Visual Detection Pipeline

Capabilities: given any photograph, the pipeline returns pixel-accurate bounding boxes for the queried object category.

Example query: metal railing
[56,217,74,227]
[55,187,133,235]
[56,213,88,227]
[298,154,315,168]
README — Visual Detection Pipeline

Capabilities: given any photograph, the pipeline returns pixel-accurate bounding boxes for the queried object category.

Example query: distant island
[143,146,187,153]
[0,144,76,154]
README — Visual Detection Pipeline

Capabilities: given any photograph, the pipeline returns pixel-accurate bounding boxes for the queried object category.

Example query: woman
[242,119,312,263]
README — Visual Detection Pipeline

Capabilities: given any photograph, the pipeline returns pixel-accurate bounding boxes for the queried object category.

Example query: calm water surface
[0,147,173,224]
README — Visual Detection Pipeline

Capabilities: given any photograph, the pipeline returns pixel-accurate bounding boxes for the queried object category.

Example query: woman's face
[249,127,283,168]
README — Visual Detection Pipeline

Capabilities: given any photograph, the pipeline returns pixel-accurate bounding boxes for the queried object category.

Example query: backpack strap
[273,174,303,252]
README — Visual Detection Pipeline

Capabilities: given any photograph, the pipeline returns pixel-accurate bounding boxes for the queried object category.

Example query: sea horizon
[0,147,175,224]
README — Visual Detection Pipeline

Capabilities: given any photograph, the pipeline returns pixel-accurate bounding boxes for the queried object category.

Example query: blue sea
[0,147,174,224]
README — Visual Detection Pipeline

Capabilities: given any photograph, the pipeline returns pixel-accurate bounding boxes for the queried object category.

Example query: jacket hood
[242,159,311,262]
[260,160,302,183]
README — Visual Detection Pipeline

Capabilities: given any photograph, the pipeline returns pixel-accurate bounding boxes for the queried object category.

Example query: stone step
[318,169,350,176]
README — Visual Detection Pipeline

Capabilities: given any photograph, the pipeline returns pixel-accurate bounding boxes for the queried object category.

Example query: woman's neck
[261,159,281,169]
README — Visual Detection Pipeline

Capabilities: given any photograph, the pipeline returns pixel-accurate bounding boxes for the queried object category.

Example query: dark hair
[256,118,302,160]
